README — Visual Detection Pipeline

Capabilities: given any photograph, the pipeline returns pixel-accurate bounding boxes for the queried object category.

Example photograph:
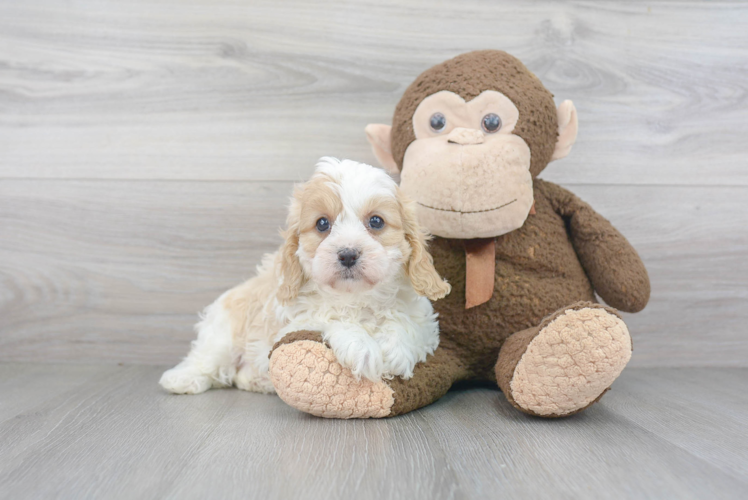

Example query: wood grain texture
[0,0,747,185]
[0,364,747,499]
[1,180,747,366]
[1,0,747,367]
[0,180,288,364]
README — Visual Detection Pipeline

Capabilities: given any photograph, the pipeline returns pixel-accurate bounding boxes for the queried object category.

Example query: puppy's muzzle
[337,248,360,269]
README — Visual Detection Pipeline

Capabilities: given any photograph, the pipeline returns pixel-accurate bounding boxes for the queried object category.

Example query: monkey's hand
[541,181,650,313]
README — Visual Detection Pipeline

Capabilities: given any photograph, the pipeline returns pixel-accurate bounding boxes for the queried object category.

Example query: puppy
[160,158,451,395]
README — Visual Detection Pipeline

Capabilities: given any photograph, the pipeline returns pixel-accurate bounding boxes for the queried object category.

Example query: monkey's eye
[316,217,330,232]
[368,215,385,230]
[429,112,446,132]
[481,113,502,133]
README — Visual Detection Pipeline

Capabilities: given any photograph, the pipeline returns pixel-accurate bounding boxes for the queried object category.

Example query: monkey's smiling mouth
[416,199,517,214]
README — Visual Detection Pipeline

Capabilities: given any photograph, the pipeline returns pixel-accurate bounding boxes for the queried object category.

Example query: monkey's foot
[268,331,394,419]
[497,302,632,417]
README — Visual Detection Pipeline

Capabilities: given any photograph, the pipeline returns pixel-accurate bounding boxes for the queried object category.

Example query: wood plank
[0,179,288,364]
[0,365,747,499]
[0,364,460,500]
[0,0,746,185]
[0,365,241,499]
[0,363,121,423]
[162,392,460,500]
[420,371,748,499]
[578,185,748,367]
[1,180,746,366]
[603,368,748,481]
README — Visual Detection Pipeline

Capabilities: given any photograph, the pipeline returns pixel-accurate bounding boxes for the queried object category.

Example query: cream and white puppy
[160,158,451,395]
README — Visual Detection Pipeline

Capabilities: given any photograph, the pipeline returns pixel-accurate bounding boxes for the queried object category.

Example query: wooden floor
[0,364,746,499]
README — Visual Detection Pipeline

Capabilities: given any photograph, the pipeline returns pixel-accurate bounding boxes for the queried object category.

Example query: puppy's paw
[382,343,418,380]
[159,366,212,394]
[326,332,384,382]
[235,365,275,394]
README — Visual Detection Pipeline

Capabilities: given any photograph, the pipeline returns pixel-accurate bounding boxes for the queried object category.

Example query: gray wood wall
[1,0,746,367]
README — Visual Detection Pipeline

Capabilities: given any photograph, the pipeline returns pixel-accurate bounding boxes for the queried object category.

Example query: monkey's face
[399,90,534,239]
[365,51,578,241]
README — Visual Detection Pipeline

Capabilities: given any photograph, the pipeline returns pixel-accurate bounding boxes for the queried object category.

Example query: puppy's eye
[430,112,446,132]
[369,215,385,230]
[481,113,502,133]
[315,217,330,232]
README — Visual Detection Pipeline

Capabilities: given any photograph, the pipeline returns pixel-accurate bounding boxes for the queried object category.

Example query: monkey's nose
[447,127,485,145]
[337,248,360,269]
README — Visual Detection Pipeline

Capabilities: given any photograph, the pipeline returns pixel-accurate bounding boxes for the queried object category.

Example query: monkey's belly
[430,231,595,380]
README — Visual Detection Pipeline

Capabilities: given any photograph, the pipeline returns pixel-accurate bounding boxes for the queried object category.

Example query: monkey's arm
[537,180,650,313]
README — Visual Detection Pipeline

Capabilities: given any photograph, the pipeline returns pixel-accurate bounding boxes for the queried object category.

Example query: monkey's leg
[268,331,466,419]
[495,301,632,417]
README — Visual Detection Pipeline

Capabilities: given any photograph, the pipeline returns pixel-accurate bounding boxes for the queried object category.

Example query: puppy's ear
[398,189,451,301]
[276,189,305,304]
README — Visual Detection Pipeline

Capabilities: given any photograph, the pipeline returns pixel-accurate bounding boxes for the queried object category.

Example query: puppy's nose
[447,127,484,145]
[337,248,360,268]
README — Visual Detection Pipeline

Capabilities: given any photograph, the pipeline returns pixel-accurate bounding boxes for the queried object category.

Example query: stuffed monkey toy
[268,50,650,418]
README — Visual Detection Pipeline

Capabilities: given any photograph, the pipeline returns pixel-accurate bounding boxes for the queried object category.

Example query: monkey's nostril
[337,248,360,269]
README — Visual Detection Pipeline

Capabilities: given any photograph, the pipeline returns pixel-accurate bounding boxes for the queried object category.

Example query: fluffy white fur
[160,158,450,395]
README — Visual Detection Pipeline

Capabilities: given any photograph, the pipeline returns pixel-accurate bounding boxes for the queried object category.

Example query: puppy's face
[277,158,451,302]
[297,174,405,293]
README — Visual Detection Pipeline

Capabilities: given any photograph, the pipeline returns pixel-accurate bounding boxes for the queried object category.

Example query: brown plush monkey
[268,50,650,418]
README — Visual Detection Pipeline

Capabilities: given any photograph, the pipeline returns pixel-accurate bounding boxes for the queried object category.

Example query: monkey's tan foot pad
[510,306,632,417]
[269,340,394,419]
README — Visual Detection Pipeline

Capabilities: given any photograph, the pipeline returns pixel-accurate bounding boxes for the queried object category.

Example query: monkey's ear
[551,100,578,162]
[365,124,399,175]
